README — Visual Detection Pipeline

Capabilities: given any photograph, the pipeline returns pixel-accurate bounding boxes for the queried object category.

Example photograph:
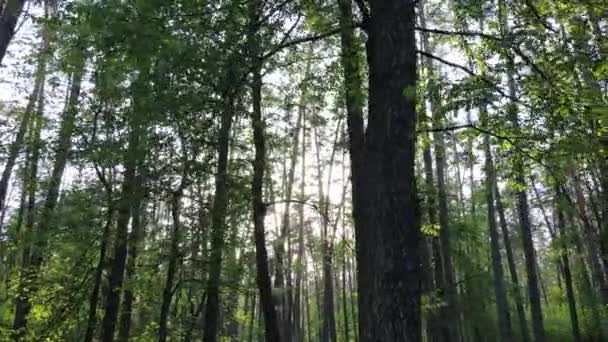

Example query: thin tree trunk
[571,172,608,302]
[117,177,144,342]
[432,96,458,342]
[481,106,513,341]
[494,178,530,342]
[203,79,236,342]
[84,191,114,342]
[100,72,147,342]
[274,54,310,340]
[293,88,307,342]
[555,187,582,342]
[314,122,339,342]
[418,4,445,340]
[249,8,281,339]
[0,44,46,218]
[11,77,45,338]
[158,179,186,342]
[499,2,545,340]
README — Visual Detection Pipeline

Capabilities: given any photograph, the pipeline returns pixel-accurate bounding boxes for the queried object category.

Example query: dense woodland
[0,0,606,341]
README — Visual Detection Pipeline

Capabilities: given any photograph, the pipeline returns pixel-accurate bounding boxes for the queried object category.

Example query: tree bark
[117,174,145,342]
[158,180,186,342]
[274,55,309,340]
[0,43,47,218]
[249,7,281,340]
[481,107,513,341]
[555,187,582,342]
[499,2,545,340]
[494,177,530,342]
[340,0,422,340]
[100,72,147,342]
[202,80,236,342]
[18,65,85,328]
[11,74,45,338]
[0,0,25,65]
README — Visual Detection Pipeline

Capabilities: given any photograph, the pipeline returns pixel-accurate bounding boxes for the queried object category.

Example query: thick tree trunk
[363,1,422,340]
[340,0,421,340]
[0,0,25,65]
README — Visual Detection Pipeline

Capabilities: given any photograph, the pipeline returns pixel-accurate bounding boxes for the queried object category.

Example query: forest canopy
[0,0,606,341]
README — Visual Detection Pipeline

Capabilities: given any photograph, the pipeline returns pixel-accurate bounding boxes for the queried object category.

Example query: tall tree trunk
[340,0,422,340]
[249,8,281,340]
[432,107,458,341]
[419,3,448,340]
[341,227,350,342]
[499,2,545,340]
[100,73,147,342]
[293,84,307,342]
[0,0,25,65]
[0,39,47,218]
[494,177,530,342]
[274,55,310,340]
[15,63,85,334]
[158,180,186,342]
[571,172,608,302]
[555,187,582,342]
[337,0,366,338]
[203,81,236,342]
[117,174,145,342]
[314,122,340,342]
[84,179,114,342]
[481,107,513,341]
[366,0,422,339]
[11,75,45,338]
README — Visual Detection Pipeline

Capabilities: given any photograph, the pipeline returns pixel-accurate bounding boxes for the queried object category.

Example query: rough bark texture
[340,0,422,340]
[0,0,25,64]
